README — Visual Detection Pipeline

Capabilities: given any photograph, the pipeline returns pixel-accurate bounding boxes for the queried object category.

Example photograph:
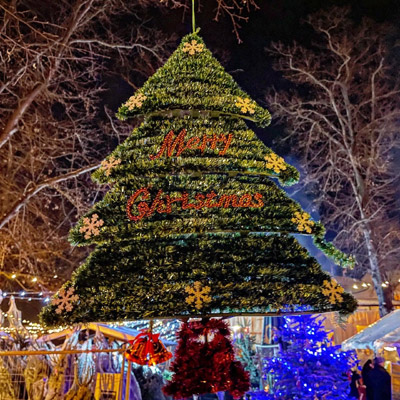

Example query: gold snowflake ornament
[235,97,255,114]
[182,40,204,55]
[52,287,79,314]
[101,156,121,177]
[125,93,147,111]
[79,214,104,239]
[322,279,344,305]
[185,281,211,310]
[291,211,315,234]
[265,153,287,174]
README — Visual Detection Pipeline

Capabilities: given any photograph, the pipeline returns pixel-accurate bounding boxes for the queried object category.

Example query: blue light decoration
[250,315,358,400]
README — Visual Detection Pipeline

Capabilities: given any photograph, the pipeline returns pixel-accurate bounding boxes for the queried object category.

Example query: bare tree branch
[266,6,400,315]
[0,163,100,230]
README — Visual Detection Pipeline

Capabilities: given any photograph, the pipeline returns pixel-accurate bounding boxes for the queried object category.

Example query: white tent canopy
[375,326,400,349]
[342,309,400,351]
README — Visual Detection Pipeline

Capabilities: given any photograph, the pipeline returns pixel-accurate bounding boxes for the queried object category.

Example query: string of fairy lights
[0,291,53,302]
[0,271,59,302]
[0,275,398,302]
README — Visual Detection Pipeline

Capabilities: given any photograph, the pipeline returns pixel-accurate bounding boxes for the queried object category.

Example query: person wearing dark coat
[362,359,374,400]
[350,369,361,398]
[367,357,391,400]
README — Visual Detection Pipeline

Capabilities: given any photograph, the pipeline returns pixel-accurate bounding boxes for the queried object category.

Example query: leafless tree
[161,0,260,42]
[0,0,259,296]
[265,6,400,315]
[0,0,175,293]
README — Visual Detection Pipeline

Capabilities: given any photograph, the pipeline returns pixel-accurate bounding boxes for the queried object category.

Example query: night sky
[162,0,400,103]
[157,0,400,274]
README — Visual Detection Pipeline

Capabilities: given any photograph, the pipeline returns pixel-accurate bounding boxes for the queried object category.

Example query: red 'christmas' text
[127,187,264,222]
[149,129,233,160]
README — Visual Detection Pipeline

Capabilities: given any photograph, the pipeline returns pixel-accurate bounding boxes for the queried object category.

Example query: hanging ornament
[125,328,172,366]
[100,156,121,176]
[79,214,104,239]
[322,279,344,304]
[163,318,250,399]
[185,281,211,310]
[265,153,287,174]
[235,97,255,114]
[124,93,147,110]
[51,287,79,315]
[182,39,204,55]
[291,211,315,233]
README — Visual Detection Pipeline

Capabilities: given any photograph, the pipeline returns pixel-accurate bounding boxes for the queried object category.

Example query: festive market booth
[342,309,400,397]
[342,309,400,352]
[0,298,177,400]
[35,322,176,400]
[321,275,400,345]
[38,322,176,348]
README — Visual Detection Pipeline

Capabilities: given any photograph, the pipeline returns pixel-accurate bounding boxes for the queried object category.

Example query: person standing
[362,360,374,400]
[367,357,391,400]
[350,369,361,399]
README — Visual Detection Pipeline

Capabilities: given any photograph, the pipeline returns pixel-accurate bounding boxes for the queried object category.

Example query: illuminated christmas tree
[40,32,357,399]
[254,315,356,400]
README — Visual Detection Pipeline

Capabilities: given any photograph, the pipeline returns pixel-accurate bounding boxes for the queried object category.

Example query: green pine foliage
[234,329,261,389]
[116,35,271,128]
[40,33,357,326]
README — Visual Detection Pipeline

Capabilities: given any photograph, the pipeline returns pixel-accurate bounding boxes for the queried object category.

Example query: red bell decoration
[163,318,250,399]
[125,330,172,366]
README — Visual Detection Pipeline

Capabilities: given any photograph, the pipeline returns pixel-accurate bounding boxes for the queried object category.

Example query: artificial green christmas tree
[41,33,357,326]
[234,325,261,390]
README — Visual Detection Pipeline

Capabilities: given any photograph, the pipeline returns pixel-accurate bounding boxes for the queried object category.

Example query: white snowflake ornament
[52,287,79,314]
[79,214,104,239]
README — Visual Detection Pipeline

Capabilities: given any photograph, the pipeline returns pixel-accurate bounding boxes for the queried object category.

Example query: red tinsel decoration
[163,318,250,399]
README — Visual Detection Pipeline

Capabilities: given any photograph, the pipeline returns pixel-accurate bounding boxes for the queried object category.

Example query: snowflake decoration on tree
[185,281,211,310]
[79,214,104,239]
[235,97,255,114]
[52,287,79,314]
[125,93,147,110]
[182,39,204,55]
[101,156,121,177]
[291,211,315,233]
[265,153,287,173]
[322,279,344,304]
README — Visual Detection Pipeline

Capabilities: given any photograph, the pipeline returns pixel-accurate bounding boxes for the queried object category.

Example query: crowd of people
[350,357,392,400]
